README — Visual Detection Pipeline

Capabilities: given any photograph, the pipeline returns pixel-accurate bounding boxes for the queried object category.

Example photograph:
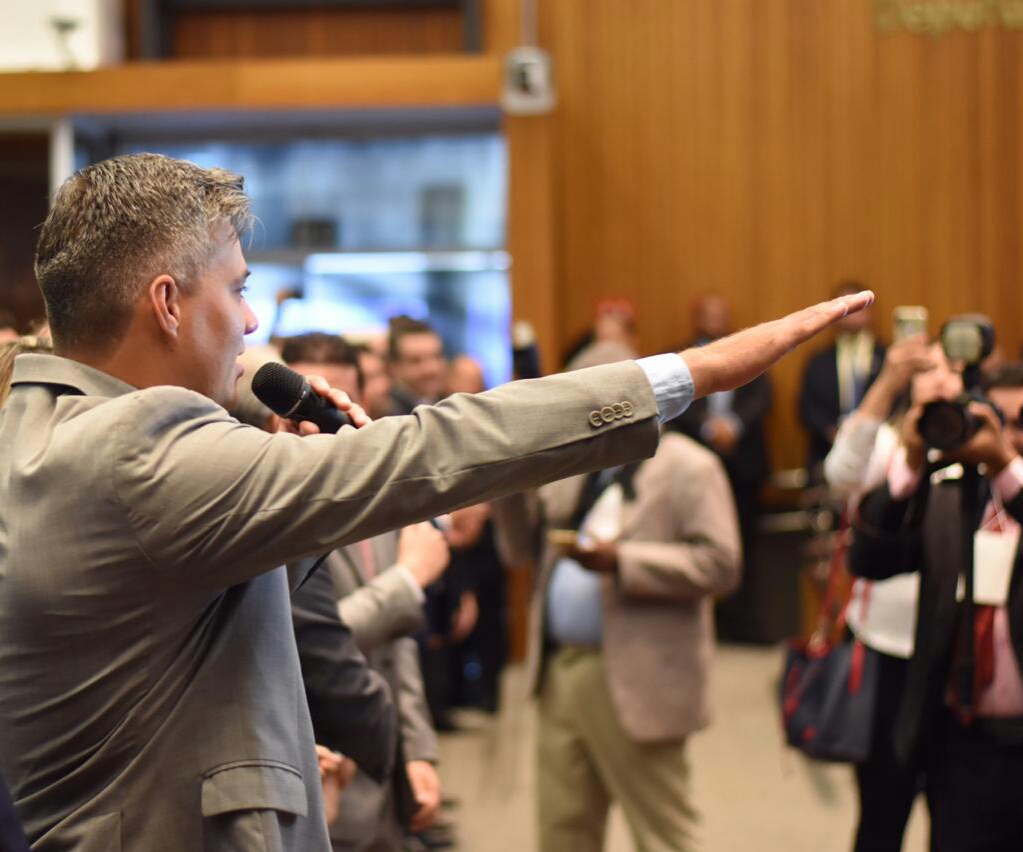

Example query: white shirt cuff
[394,564,426,604]
[636,354,695,422]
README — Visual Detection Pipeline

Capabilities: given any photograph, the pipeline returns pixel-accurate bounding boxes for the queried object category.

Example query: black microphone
[251,362,353,433]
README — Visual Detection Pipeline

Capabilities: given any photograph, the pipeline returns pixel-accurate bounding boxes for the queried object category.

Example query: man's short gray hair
[35,153,253,352]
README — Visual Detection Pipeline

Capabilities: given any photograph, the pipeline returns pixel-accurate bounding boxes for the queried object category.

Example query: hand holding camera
[938,401,1018,475]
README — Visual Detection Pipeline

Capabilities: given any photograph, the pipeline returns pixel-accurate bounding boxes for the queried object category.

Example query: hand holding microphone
[252,362,371,434]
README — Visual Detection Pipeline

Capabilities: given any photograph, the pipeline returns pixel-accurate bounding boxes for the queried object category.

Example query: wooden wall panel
[170,7,464,58]
[536,0,1023,470]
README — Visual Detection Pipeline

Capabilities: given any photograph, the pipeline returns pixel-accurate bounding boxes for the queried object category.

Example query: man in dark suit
[851,362,1023,851]
[670,295,771,561]
[799,281,886,474]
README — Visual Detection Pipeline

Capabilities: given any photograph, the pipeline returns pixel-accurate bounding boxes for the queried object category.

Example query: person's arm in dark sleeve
[733,374,773,433]
[291,566,397,783]
[849,453,929,582]
[798,357,838,444]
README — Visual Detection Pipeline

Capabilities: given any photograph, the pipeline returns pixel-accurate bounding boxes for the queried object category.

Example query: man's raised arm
[683,290,875,397]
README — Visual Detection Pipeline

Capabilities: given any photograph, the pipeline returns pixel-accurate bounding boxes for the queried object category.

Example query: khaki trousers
[537,647,697,852]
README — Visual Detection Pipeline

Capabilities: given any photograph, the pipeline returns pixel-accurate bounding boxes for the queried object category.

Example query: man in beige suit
[0,153,872,851]
[497,341,742,852]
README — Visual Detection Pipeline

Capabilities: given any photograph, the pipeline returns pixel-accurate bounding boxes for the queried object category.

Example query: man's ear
[148,275,183,340]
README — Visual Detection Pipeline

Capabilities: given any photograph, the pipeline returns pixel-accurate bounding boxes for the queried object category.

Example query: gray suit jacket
[315,537,436,850]
[497,433,741,743]
[0,353,657,851]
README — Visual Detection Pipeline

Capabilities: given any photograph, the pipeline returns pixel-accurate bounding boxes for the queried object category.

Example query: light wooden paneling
[0,55,501,115]
[536,0,1023,469]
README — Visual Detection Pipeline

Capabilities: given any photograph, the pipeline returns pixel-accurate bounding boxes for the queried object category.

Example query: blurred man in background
[670,294,771,639]
[386,316,447,414]
[496,340,742,852]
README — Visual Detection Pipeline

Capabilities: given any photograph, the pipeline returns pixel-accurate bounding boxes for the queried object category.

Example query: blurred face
[358,350,391,418]
[695,297,731,341]
[836,292,873,334]
[989,386,1023,455]
[290,361,362,404]
[392,332,445,402]
[178,232,258,409]
[911,344,963,406]
[447,356,485,395]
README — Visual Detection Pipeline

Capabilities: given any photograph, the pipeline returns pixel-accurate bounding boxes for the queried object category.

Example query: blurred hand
[316,746,356,827]
[941,402,1018,474]
[566,539,619,574]
[900,402,928,473]
[446,503,491,550]
[705,416,739,455]
[876,334,934,396]
[277,375,371,435]
[450,591,479,642]
[398,522,451,589]
[406,760,442,832]
[682,291,874,397]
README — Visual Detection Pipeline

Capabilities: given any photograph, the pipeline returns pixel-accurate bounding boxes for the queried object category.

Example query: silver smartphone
[893,306,928,342]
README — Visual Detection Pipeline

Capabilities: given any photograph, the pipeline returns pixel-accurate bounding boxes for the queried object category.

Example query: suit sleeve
[392,637,439,764]
[290,567,397,783]
[733,375,772,434]
[848,481,926,581]
[112,362,661,593]
[798,355,838,441]
[616,446,742,601]
[337,567,426,654]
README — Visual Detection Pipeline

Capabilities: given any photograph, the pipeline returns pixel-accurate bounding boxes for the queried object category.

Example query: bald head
[447,355,485,395]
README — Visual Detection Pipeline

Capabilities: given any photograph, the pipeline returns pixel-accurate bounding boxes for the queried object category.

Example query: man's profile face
[177,231,258,409]
[393,332,445,402]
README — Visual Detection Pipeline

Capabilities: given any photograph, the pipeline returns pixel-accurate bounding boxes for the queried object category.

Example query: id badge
[957,529,1021,606]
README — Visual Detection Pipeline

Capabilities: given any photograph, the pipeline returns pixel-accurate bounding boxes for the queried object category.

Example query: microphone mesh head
[251,361,306,417]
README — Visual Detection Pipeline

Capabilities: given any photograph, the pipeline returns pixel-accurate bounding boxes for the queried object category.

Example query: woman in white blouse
[824,336,960,852]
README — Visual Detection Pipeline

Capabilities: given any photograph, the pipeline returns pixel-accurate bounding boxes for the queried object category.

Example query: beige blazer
[0,353,658,852]
[498,432,741,743]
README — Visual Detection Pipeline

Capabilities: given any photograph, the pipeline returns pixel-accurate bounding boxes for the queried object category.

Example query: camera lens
[918,400,971,451]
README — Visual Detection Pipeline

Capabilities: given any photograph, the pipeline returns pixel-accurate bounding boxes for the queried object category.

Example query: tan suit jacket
[498,432,741,743]
[0,353,657,851]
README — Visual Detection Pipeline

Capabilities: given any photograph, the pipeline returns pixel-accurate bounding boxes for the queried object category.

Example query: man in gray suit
[0,153,872,850]
[280,333,448,851]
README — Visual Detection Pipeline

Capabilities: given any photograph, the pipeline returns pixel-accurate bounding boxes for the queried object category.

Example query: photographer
[824,334,948,852]
[850,359,1023,851]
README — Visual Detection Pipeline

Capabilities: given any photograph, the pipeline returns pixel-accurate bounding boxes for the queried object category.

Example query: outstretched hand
[682,291,875,398]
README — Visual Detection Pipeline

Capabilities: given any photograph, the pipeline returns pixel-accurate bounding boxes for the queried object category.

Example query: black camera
[917,315,996,451]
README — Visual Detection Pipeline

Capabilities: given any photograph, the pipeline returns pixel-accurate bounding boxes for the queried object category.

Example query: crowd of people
[2,151,1020,852]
